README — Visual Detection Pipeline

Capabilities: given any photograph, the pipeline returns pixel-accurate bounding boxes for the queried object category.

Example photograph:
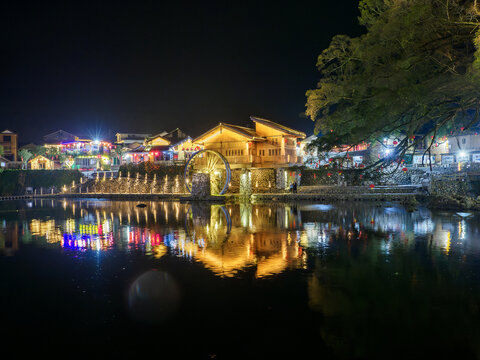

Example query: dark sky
[1,0,362,143]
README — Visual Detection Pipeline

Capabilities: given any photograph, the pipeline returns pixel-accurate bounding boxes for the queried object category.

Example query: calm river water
[1,199,480,358]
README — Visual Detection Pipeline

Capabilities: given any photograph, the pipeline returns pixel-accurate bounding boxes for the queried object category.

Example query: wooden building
[144,128,197,163]
[193,116,306,168]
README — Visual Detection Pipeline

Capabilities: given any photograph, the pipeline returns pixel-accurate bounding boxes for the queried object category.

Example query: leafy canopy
[306,0,480,161]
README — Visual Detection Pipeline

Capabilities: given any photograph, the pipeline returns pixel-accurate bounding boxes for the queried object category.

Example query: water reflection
[1,200,480,275]
[3,200,480,356]
[2,200,307,278]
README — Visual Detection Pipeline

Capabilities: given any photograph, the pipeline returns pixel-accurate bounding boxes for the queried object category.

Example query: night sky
[1,0,362,143]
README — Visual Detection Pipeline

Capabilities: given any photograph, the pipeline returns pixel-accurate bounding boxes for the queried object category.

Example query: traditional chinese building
[143,128,197,163]
[193,116,306,168]
[115,133,152,146]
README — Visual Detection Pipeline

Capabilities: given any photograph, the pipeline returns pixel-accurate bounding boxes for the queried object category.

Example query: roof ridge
[223,123,254,130]
[250,115,306,137]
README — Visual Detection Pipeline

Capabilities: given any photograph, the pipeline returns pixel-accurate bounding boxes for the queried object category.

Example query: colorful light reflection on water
[2,200,480,358]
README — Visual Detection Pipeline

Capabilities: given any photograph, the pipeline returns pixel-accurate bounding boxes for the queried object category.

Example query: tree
[18,149,33,169]
[306,0,480,170]
[33,145,46,157]
[0,144,3,157]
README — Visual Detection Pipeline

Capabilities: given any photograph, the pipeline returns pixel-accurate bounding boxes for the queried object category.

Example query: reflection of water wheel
[184,205,232,245]
[184,150,231,195]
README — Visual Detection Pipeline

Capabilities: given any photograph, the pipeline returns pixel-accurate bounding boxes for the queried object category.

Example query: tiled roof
[194,123,265,143]
[221,123,258,139]
[250,116,306,138]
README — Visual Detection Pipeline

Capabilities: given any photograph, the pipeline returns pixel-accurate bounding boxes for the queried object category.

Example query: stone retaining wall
[430,174,471,196]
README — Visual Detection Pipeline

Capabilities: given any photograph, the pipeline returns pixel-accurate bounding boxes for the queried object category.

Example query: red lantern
[360,164,365,168]
[393,141,398,145]
[327,172,332,177]
[313,174,316,179]
[359,174,363,179]
[402,167,408,173]
[338,171,342,175]
[329,158,333,162]
[369,184,375,189]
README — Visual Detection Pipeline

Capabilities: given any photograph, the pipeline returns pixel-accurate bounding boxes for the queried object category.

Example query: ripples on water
[1,199,480,358]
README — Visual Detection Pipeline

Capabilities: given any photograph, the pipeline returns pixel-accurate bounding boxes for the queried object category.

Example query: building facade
[0,130,18,161]
[29,155,56,170]
[193,116,305,168]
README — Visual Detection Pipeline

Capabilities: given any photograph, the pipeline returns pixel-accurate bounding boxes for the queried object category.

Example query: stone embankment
[246,185,424,204]
[0,185,425,203]
[427,195,480,211]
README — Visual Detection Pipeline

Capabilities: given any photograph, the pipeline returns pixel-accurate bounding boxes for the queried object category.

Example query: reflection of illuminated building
[30,219,63,243]
[63,218,115,251]
[12,199,480,285]
[0,222,19,255]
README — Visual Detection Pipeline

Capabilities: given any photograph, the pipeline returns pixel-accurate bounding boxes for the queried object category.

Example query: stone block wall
[430,174,470,196]
[191,173,211,198]
[228,168,277,193]
[275,168,286,190]
[251,168,276,193]
[88,174,186,194]
[228,169,241,194]
[239,169,252,197]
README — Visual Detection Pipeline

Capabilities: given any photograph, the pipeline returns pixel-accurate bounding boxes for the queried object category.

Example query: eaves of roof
[250,116,306,138]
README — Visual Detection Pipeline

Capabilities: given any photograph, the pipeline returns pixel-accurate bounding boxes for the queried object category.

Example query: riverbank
[2,185,479,212]
[427,194,480,211]
[0,187,423,204]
